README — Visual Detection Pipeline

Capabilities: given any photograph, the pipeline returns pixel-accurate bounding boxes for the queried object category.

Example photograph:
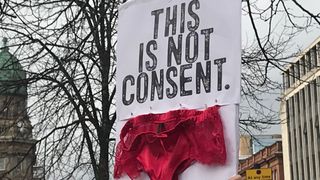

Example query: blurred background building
[0,38,37,180]
[281,36,320,180]
[238,134,284,180]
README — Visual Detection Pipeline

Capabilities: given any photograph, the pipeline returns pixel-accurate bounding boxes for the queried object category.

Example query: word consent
[121,0,227,105]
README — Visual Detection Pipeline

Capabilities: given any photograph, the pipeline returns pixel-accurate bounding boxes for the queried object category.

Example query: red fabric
[114,106,226,180]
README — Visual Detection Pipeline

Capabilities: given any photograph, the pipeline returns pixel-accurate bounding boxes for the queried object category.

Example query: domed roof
[0,38,27,96]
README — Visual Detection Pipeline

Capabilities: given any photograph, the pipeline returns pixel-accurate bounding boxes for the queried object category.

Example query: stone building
[0,38,36,179]
[280,36,320,180]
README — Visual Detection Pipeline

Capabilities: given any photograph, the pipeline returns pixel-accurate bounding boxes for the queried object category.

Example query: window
[317,43,320,65]
[283,72,287,90]
[15,157,24,175]
[0,106,9,118]
[290,66,295,86]
[285,70,290,89]
[10,156,24,177]
[272,169,277,180]
[0,158,6,171]
[295,61,300,80]
[0,127,4,135]
[300,57,306,76]
[305,52,311,71]
[310,47,317,68]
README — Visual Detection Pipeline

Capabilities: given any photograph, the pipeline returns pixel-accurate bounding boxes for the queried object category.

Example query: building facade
[0,38,36,179]
[239,134,282,160]
[281,36,320,180]
[238,141,284,180]
[239,135,253,160]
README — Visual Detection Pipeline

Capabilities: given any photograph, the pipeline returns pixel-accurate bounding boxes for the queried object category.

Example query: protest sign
[116,0,241,179]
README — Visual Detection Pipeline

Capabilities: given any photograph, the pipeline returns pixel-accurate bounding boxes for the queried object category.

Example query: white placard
[116,0,241,179]
[117,0,241,120]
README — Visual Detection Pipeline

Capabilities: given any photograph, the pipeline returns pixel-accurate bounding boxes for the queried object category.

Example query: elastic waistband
[129,105,219,123]
[120,106,221,148]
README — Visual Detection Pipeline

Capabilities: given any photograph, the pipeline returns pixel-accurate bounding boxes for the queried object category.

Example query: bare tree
[0,0,318,179]
[1,0,118,179]
[240,0,320,133]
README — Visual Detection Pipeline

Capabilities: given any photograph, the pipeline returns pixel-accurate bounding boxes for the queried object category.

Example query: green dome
[0,41,27,96]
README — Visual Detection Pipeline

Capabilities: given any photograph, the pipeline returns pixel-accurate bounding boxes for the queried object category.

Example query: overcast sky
[241,0,320,135]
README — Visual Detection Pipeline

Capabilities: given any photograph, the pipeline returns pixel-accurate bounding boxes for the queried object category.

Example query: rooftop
[0,38,27,96]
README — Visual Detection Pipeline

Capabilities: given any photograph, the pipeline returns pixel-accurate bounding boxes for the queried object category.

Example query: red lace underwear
[114,106,226,180]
